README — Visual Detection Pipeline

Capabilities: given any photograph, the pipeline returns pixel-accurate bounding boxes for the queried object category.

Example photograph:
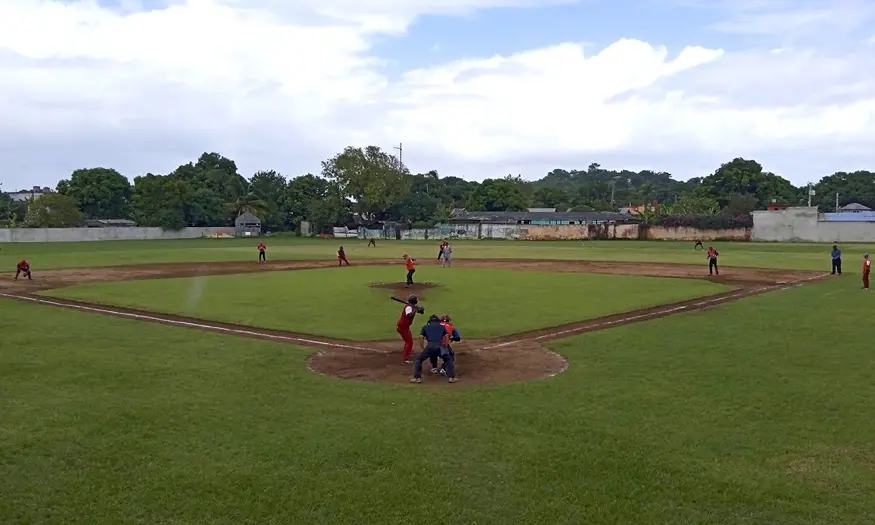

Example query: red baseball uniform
[397,304,417,361]
[15,260,31,280]
[863,257,871,289]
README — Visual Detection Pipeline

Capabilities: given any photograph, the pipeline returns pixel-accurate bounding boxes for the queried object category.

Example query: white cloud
[0,0,874,188]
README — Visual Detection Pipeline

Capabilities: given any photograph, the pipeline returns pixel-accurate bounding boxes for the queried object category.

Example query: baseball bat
[390,296,424,312]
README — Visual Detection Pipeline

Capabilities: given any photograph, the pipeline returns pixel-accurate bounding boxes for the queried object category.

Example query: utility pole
[393,142,402,168]
[836,192,839,212]
[807,184,814,207]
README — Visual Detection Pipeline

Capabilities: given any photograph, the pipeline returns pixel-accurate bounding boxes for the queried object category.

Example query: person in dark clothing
[694,239,703,250]
[831,245,842,275]
[707,246,719,275]
[410,315,456,383]
[367,238,376,247]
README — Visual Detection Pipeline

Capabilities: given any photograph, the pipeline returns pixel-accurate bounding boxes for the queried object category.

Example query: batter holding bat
[394,294,424,363]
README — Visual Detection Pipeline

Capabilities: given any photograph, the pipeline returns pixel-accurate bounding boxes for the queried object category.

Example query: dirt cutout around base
[0,258,827,386]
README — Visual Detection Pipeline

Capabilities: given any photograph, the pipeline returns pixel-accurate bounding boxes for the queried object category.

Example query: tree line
[1,146,874,232]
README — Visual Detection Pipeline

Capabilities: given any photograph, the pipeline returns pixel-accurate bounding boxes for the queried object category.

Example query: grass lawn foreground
[43,266,730,339]
[3,277,874,524]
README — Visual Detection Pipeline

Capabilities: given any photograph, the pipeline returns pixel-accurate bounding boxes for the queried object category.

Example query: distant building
[234,212,262,236]
[838,202,871,212]
[766,203,790,211]
[6,186,52,201]
[526,207,557,213]
[619,201,659,215]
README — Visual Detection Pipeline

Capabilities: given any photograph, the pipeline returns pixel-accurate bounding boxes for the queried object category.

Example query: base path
[0,259,827,386]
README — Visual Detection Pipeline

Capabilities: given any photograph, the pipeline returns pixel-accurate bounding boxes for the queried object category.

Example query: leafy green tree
[23,193,85,227]
[281,174,330,227]
[321,146,411,220]
[308,183,352,233]
[56,168,131,219]
[697,158,798,207]
[129,174,189,230]
[248,170,287,229]
[532,187,570,210]
[723,194,758,216]
[669,195,719,216]
[812,171,875,210]
[465,177,530,211]
[227,177,268,219]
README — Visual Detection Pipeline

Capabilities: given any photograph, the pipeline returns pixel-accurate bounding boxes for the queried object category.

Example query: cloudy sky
[1,0,874,190]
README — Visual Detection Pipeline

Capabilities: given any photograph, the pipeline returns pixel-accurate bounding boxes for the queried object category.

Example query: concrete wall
[370,223,747,241]
[0,226,236,243]
[753,207,875,242]
[647,226,751,241]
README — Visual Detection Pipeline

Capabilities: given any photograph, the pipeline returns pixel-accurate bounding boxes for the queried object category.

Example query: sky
[1,0,874,190]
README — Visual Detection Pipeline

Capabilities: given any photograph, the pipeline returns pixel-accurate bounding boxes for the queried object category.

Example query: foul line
[0,292,377,352]
[0,273,828,354]
[479,273,828,350]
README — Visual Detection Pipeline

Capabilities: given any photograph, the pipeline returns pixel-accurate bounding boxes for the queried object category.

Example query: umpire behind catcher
[410,315,457,383]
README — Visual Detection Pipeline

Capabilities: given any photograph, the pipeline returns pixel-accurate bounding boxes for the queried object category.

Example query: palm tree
[227,178,268,220]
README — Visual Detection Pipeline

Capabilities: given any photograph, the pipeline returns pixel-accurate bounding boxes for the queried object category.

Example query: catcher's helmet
[407,295,418,304]
[428,314,440,323]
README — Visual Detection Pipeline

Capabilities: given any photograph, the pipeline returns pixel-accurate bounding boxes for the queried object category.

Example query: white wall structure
[752,207,875,242]
[0,226,236,243]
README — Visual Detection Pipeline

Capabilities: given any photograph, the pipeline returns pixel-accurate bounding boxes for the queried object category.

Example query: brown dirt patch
[0,258,828,386]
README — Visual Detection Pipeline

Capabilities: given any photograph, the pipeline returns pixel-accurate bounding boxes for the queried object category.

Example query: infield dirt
[0,258,826,386]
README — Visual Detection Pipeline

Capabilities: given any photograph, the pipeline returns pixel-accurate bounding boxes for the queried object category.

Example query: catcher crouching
[410,314,458,384]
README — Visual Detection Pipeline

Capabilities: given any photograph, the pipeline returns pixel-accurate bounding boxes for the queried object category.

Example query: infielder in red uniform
[15,259,31,280]
[257,242,267,263]
[397,294,422,362]
[337,246,350,266]
[863,253,871,290]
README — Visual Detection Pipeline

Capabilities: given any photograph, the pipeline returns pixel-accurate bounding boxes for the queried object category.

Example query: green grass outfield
[3,277,873,524]
[1,237,872,271]
[43,267,728,339]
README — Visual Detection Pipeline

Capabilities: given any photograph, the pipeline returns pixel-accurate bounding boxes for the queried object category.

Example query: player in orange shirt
[863,253,871,290]
[257,242,266,263]
[402,253,416,287]
[337,246,350,266]
[15,259,32,280]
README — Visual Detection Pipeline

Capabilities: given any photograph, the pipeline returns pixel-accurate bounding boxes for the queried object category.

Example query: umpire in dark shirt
[410,315,456,383]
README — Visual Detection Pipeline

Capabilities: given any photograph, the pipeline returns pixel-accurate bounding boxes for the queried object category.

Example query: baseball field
[1,238,874,524]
